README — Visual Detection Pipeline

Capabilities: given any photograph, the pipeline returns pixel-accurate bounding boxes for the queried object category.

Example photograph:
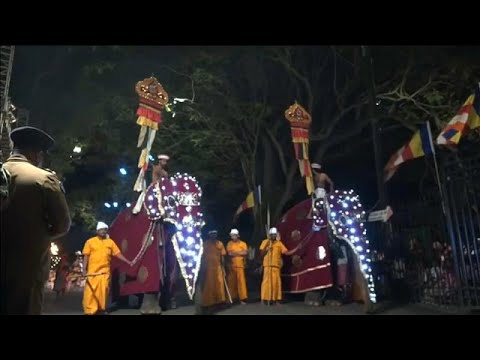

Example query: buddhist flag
[234,186,262,220]
[436,83,480,146]
[384,122,435,182]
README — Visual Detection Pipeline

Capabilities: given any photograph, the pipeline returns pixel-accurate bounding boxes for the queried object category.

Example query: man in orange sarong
[260,227,300,305]
[82,222,132,315]
[199,230,229,311]
[226,229,248,304]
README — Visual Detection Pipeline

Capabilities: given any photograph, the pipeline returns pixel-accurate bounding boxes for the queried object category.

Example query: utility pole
[361,45,387,209]
[361,46,393,304]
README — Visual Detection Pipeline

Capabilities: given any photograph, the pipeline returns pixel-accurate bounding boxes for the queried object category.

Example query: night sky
[7,45,479,253]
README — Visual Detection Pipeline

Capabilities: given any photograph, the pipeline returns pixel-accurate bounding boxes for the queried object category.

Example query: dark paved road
[42,290,466,315]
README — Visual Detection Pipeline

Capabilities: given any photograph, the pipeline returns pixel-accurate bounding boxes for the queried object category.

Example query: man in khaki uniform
[0,126,71,315]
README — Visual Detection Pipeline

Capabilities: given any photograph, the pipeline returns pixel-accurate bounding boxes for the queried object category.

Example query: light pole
[361,46,392,305]
[361,45,387,209]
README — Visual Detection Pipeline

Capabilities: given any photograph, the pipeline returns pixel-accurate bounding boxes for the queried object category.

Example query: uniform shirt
[203,240,226,269]
[83,236,121,275]
[227,240,248,268]
[1,154,70,313]
[260,239,288,268]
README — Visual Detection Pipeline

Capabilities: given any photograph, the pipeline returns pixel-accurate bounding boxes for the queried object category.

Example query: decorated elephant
[110,173,204,314]
[277,189,376,312]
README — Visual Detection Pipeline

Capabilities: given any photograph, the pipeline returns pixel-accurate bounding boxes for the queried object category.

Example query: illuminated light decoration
[312,197,328,232]
[50,254,61,270]
[119,168,127,176]
[317,246,327,260]
[324,190,377,303]
[113,202,118,208]
[130,172,204,300]
[126,202,132,208]
[50,242,59,256]
[104,202,111,208]
[143,182,165,221]
[73,146,82,153]
[166,173,204,300]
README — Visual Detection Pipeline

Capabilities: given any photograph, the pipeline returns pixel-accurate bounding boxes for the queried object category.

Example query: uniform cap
[10,126,55,151]
[96,221,109,231]
[269,227,278,235]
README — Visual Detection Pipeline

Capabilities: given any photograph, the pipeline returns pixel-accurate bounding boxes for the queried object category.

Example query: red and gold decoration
[133,77,169,193]
[285,103,314,195]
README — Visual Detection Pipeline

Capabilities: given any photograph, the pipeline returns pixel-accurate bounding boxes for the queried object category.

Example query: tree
[11,45,479,240]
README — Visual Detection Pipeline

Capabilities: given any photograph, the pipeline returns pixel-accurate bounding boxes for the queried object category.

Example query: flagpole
[426,121,447,215]
[265,203,270,237]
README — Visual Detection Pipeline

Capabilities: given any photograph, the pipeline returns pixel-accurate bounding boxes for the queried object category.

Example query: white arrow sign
[368,206,393,222]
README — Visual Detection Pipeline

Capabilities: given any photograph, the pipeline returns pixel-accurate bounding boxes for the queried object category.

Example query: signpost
[367,206,393,223]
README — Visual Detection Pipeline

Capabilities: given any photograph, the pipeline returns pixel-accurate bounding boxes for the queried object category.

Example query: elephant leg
[166,240,178,309]
[140,292,162,315]
[194,283,206,315]
[305,290,326,306]
[304,292,313,306]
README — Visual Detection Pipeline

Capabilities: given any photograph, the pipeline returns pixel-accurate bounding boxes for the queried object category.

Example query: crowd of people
[46,252,85,295]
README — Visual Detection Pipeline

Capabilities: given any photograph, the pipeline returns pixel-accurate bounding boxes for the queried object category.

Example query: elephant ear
[325,190,377,304]
[167,173,205,300]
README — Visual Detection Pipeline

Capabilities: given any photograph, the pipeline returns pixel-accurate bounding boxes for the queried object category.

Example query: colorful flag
[384,122,435,182]
[234,185,262,219]
[436,83,480,146]
[285,103,314,195]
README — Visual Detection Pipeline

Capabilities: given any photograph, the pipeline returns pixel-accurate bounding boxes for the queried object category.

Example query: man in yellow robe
[82,222,132,315]
[226,228,248,304]
[200,230,229,310]
[259,227,299,305]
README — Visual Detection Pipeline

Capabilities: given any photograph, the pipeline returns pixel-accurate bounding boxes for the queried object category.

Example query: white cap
[158,154,170,160]
[311,163,322,170]
[269,227,278,235]
[96,221,109,231]
[230,229,239,236]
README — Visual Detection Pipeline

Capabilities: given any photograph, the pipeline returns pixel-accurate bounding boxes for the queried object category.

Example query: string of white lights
[324,190,377,303]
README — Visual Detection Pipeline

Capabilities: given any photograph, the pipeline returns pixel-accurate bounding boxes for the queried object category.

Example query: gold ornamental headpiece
[135,77,169,110]
[284,103,312,129]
